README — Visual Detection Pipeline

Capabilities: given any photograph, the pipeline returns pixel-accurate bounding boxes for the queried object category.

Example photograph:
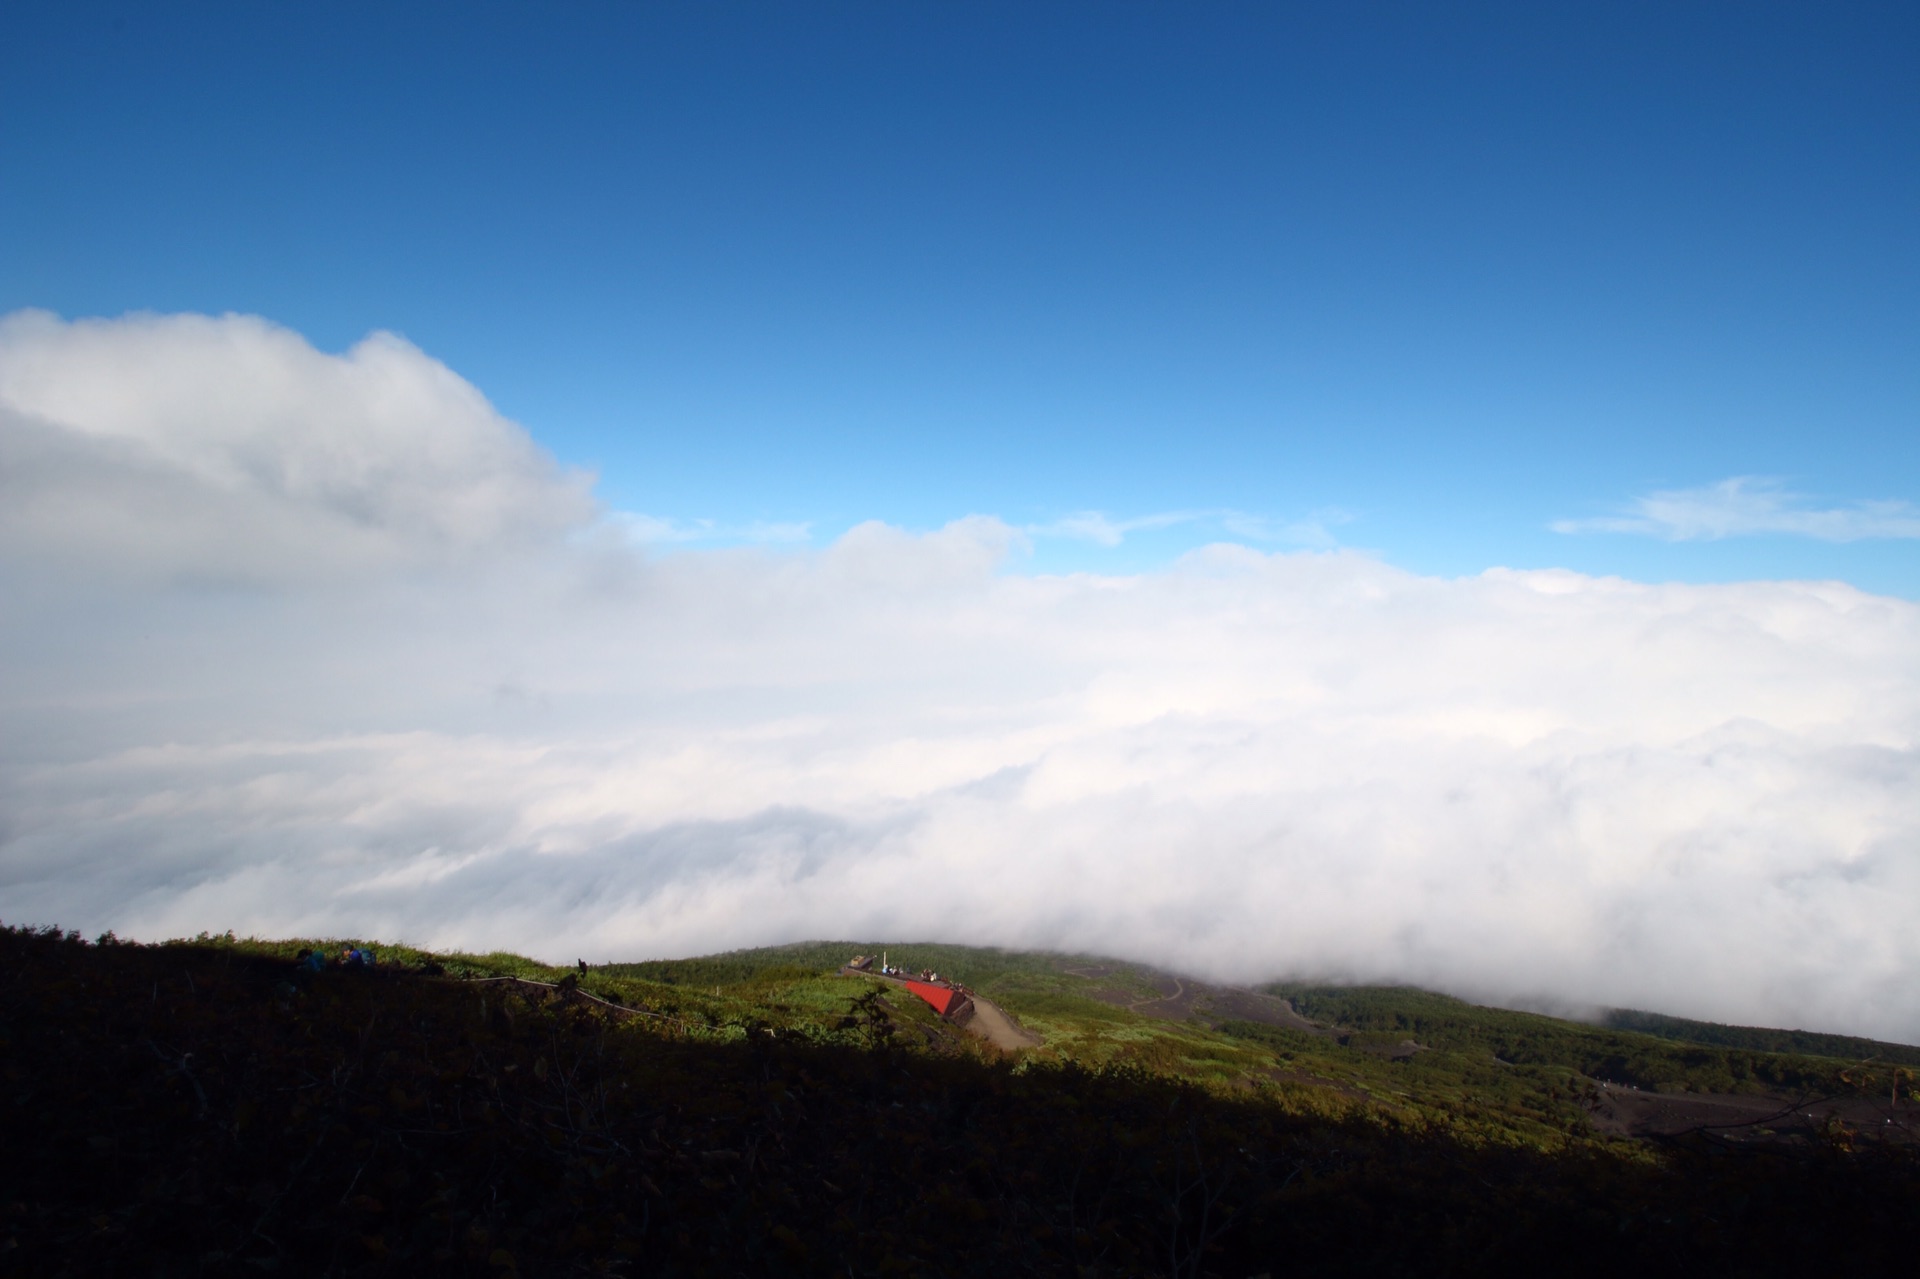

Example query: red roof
[903,980,960,1017]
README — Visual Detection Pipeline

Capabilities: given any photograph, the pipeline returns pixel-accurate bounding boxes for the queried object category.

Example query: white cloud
[607,511,812,546]
[1027,510,1203,546]
[1554,476,1920,542]
[0,309,596,584]
[4,313,1919,1043]
[1028,508,1347,550]
[1218,508,1349,549]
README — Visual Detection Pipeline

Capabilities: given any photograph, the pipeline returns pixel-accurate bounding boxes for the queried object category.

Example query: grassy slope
[601,939,1920,1133]
[1602,1007,1920,1068]
[8,926,1920,1277]
[366,932,1918,1150]
[1257,982,1914,1108]
[224,933,1918,1125]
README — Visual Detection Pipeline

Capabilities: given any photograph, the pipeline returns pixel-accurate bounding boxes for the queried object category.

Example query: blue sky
[4,0,1916,589]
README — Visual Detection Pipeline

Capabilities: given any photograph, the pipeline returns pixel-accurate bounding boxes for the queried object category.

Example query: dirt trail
[963,994,1044,1051]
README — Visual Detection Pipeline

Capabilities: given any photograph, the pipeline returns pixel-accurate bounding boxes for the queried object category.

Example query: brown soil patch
[962,995,1045,1051]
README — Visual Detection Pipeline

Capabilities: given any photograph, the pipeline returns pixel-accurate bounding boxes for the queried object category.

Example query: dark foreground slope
[5,928,1918,1278]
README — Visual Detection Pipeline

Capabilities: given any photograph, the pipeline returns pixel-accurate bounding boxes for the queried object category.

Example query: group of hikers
[846,954,975,1000]
[294,945,378,973]
[849,955,950,983]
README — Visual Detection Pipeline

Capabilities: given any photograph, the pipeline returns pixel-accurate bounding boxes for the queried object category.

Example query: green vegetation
[1604,1006,1920,1067]
[152,932,1920,1142]
[6,926,1917,1274]
[594,941,1918,1136]
[606,940,1160,1000]
[1262,981,1905,1101]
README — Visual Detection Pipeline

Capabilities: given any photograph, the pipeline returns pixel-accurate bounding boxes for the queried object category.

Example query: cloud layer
[4,312,1918,1042]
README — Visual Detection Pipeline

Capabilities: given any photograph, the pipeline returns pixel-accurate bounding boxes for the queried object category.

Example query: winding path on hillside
[1128,977,1186,1012]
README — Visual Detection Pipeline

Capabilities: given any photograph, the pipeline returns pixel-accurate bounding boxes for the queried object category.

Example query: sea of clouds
[3,310,1916,1041]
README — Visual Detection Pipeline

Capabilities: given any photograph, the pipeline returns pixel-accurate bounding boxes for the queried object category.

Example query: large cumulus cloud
[3,311,1916,1042]
[0,309,593,583]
